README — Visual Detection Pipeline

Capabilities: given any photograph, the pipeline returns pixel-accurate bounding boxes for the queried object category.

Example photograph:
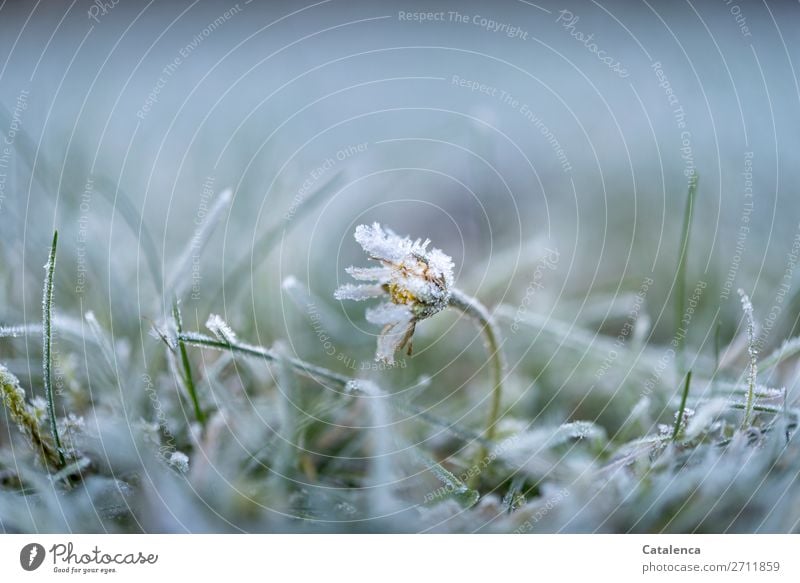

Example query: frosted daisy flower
[334,222,508,483]
[335,223,454,363]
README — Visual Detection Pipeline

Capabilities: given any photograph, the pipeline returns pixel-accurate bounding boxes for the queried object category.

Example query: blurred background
[1,0,799,532]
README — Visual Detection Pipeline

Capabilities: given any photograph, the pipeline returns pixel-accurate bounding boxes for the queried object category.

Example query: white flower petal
[354,223,408,263]
[334,283,385,301]
[426,248,455,287]
[409,237,431,256]
[345,265,392,282]
[375,318,415,364]
[365,302,412,325]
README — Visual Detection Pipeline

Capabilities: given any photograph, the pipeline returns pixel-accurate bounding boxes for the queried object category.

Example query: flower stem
[449,289,505,487]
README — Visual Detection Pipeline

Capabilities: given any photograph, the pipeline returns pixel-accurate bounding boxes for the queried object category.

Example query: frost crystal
[335,223,454,363]
[168,451,190,473]
[738,289,759,426]
[344,379,380,396]
[206,314,237,343]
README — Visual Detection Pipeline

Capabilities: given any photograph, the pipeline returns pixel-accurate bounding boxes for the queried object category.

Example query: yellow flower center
[386,282,417,305]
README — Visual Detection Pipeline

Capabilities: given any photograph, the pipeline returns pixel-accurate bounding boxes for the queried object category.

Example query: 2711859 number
[728,561,780,572]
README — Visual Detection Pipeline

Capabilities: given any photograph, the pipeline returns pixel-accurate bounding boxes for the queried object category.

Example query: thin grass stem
[675,174,698,377]
[671,370,692,441]
[172,299,205,425]
[43,230,66,467]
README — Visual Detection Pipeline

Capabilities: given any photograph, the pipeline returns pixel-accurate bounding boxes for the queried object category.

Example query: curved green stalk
[449,288,505,487]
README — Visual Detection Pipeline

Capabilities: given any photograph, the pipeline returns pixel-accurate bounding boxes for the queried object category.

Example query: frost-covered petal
[408,237,432,256]
[354,223,409,263]
[345,265,392,282]
[334,283,385,301]
[426,248,455,288]
[365,302,412,325]
[367,303,416,363]
[375,317,416,364]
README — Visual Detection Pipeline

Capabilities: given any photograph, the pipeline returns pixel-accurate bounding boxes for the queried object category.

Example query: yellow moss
[0,364,62,469]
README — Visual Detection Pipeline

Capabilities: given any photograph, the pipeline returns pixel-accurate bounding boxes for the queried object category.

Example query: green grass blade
[714,316,721,373]
[416,453,479,508]
[172,299,205,425]
[503,474,527,513]
[43,230,66,467]
[672,370,692,441]
[675,174,698,377]
[175,330,352,387]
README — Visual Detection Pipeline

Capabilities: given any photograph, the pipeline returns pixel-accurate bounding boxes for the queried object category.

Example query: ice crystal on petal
[365,302,413,325]
[333,283,385,301]
[344,265,393,281]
